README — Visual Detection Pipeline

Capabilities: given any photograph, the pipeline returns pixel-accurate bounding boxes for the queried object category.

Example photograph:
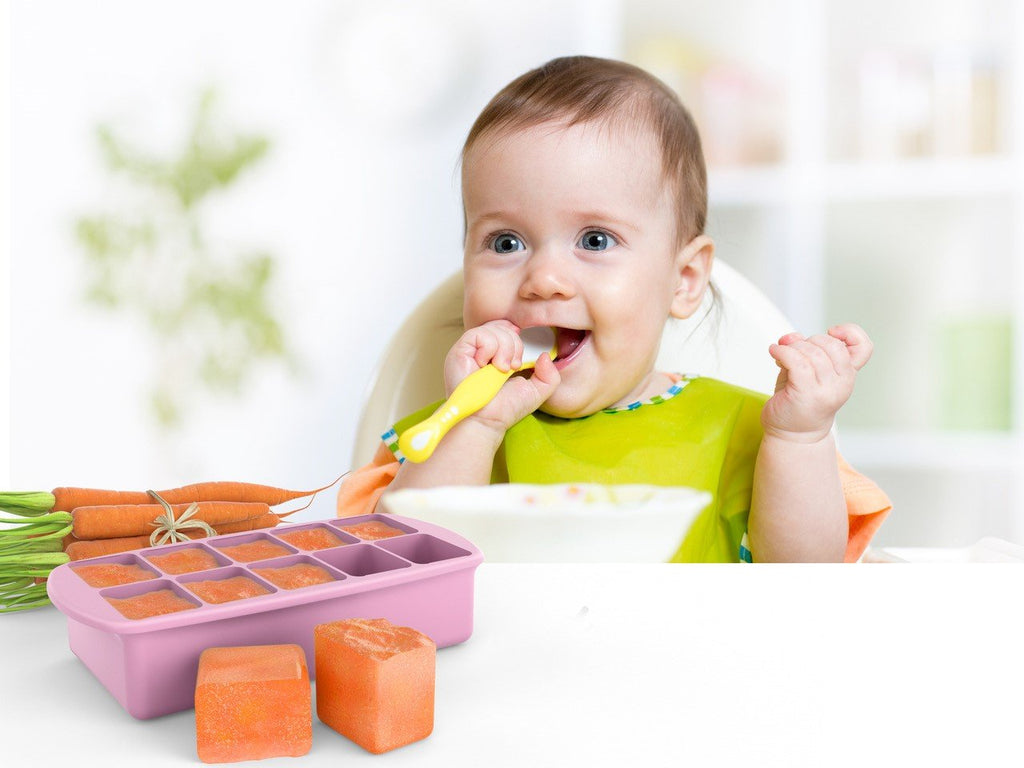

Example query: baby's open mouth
[553,328,589,364]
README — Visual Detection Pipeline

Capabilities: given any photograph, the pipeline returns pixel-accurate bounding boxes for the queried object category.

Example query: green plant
[75,88,294,427]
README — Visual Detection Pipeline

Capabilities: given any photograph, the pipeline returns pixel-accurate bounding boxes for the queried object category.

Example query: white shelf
[709,155,1016,208]
[837,429,1024,471]
[708,166,790,207]
[824,156,1018,200]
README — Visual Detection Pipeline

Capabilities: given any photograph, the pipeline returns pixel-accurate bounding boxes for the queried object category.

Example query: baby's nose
[518,248,576,300]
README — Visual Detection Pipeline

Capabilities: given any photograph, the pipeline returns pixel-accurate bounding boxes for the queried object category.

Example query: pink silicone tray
[46,513,482,719]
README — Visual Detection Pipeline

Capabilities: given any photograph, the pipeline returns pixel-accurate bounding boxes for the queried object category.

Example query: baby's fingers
[807,333,855,378]
[768,340,818,387]
[773,333,839,379]
[771,332,804,370]
[469,321,521,371]
[528,351,561,400]
[489,353,561,427]
[446,321,523,394]
[777,331,805,348]
[828,323,873,370]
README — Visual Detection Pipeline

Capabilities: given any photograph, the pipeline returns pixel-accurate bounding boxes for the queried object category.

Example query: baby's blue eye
[579,230,617,251]
[491,233,525,254]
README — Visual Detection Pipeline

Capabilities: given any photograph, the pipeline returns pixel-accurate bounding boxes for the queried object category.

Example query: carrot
[0,475,344,515]
[65,512,282,561]
[72,501,274,540]
[56,478,341,511]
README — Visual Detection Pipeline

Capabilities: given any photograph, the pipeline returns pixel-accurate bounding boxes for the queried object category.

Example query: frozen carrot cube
[251,563,335,590]
[185,575,271,604]
[74,562,156,588]
[314,617,435,753]
[216,540,291,562]
[276,527,344,551]
[340,521,404,541]
[147,547,220,575]
[106,588,198,620]
[195,644,312,763]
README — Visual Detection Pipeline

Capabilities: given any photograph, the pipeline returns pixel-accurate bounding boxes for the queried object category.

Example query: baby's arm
[748,324,873,562]
[381,320,560,499]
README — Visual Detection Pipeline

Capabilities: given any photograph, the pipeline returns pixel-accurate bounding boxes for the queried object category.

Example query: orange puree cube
[74,562,156,588]
[340,521,404,541]
[251,563,334,590]
[276,527,344,551]
[106,588,198,620]
[314,618,435,753]
[186,575,271,604]
[195,644,312,763]
[217,540,291,562]
[147,547,220,575]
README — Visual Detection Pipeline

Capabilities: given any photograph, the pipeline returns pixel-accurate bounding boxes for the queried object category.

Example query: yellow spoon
[398,326,557,463]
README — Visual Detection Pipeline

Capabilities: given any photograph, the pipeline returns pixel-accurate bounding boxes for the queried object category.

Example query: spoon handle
[398,364,513,463]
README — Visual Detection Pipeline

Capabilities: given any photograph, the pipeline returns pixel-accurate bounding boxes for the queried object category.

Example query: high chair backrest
[351,260,795,466]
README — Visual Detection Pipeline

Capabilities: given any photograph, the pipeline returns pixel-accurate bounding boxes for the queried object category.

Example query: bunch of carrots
[0,478,341,613]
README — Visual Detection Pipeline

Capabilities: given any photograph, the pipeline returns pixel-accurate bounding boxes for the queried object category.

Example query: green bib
[391,376,767,563]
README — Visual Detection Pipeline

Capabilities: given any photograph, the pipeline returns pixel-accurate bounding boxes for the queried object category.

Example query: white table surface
[2,564,1021,767]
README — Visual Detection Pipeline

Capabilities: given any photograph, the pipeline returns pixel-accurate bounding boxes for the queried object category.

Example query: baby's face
[462,120,702,418]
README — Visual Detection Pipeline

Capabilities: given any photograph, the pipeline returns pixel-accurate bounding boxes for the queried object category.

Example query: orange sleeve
[337,443,401,518]
[838,453,892,562]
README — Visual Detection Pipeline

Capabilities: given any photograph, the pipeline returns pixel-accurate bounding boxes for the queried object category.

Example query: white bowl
[380,483,712,563]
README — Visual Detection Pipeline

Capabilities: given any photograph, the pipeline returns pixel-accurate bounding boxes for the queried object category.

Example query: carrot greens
[0,510,73,612]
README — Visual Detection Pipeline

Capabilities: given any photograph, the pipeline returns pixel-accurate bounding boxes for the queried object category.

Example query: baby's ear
[669,235,714,319]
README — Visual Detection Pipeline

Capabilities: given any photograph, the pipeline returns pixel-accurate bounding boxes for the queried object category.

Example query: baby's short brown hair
[462,55,707,245]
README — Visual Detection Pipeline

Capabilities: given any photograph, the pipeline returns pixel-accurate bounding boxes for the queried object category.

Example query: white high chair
[352,260,795,466]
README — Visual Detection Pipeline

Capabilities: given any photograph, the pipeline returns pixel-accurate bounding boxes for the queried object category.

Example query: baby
[340,56,890,562]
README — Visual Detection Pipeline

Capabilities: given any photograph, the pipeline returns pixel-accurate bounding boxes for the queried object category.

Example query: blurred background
[4,0,1023,546]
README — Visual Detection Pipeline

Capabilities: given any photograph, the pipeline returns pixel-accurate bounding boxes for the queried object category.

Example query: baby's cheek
[462,283,501,328]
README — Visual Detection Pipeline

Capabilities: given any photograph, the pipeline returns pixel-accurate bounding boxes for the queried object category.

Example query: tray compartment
[377,533,472,564]
[210,532,297,563]
[143,542,230,575]
[71,554,161,588]
[102,580,202,620]
[177,566,278,604]
[314,543,412,577]
[250,555,346,590]
[274,523,358,551]
[331,514,417,540]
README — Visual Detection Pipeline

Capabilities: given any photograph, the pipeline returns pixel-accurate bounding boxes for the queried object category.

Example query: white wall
[6,0,619,516]
[2,9,11,490]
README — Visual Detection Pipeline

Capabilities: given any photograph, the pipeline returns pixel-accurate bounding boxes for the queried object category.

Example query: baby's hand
[761,323,873,442]
[444,319,560,437]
